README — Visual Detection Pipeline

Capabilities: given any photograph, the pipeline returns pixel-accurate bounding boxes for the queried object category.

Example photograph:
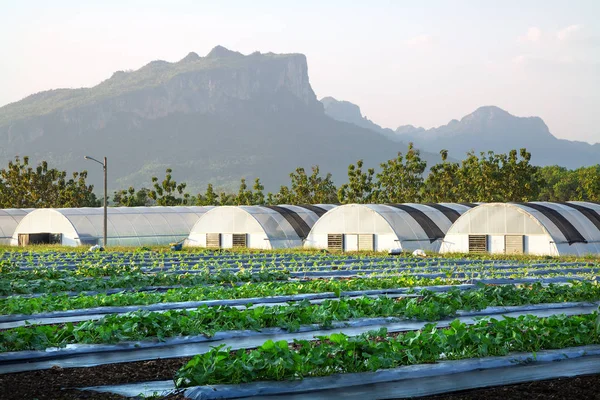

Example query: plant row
[0,269,290,296]
[3,251,587,270]
[174,312,600,387]
[0,255,598,286]
[1,265,596,299]
[0,276,459,315]
[2,282,599,352]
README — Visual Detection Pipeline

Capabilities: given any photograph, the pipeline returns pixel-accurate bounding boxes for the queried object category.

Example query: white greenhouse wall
[304,204,469,253]
[304,205,400,252]
[186,207,274,249]
[440,202,600,256]
[186,205,331,250]
[11,209,80,246]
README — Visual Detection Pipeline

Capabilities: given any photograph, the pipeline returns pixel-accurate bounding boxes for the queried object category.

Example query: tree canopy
[0,156,99,208]
[1,148,597,209]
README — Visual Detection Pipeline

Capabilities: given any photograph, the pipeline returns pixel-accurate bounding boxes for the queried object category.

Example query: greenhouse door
[18,233,62,246]
[221,234,233,248]
[344,234,358,251]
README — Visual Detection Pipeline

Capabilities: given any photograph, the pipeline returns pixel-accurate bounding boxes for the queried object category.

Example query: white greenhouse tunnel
[11,206,214,247]
[0,209,33,245]
[440,202,600,256]
[304,203,474,253]
[185,205,336,249]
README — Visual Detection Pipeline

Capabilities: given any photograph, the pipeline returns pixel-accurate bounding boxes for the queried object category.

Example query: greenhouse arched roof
[0,209,33,245]
[442,202,600,255]
[12,206,213,246]
[187,204,337,249]
[305,203,474,251]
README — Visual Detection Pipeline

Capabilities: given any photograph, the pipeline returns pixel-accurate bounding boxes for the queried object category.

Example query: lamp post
[84,156,107,247]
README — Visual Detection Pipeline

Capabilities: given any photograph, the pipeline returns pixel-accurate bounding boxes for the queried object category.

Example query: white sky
[1,0,599,143]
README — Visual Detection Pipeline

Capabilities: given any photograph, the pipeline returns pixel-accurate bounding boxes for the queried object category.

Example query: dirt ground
[0,359,598,400]
[0,358,189,400]
[417,374,600,400]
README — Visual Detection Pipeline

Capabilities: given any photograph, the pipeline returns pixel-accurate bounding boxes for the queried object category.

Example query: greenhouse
[12,206,214,247]
[186,204,337,249]
[440,202,600,256]
[0,209,33,246]
[304,203,475,252]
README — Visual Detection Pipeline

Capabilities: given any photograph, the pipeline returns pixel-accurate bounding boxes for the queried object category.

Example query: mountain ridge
[0,46,315,127]
[0,46,442,193]
[322,98,599,168]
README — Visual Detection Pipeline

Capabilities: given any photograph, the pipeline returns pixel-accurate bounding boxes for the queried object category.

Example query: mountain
[393,106,600,168]
[321,97,399,141]
[321,99,599,168]
[0,46,439,193]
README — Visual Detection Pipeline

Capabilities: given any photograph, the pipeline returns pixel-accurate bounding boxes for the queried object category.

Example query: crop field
[0,250,599,399]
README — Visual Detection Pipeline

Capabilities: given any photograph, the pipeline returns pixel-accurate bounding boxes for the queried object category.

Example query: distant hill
[394,106,600,168]
[321,96,399,141]
[0,46,441,193]
[322,98,599,168]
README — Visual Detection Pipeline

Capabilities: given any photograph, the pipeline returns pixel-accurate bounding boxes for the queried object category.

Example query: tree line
[0,145,598,209]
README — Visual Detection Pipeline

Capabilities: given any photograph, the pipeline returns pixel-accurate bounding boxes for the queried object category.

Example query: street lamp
[84,156,107,247]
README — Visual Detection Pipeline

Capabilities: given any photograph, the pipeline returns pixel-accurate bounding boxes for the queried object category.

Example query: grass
[0,244,598,263]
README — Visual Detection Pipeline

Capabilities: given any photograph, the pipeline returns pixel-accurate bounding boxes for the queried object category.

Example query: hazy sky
[1,0,599,143]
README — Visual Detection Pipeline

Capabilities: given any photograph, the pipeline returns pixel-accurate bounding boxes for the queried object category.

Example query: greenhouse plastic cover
[188,205,336,248]
[0,209,32,244]
[12,206,213,246]
[305,203,472,251]
[444,202,600,255]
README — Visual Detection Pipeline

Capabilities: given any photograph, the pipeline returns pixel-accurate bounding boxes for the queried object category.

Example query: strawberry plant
[175,313,600,387]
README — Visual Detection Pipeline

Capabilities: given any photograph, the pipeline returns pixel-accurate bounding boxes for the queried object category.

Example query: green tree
[268,185,292,205]
[252,178,266,205]
[112,187,151,206]
[455,151,502,202]
[218,191,234,206]
[271,166,337,205]
[535,166,576,201]
[573,166,600,202]
[375,143,426,203]
[266,191,277,205]
[454,149,538,202]
[499,149,539,201]
[234,178,254,205]
[423,149,460,202]
[148,168,190,206]
[197,183,219,206]
[337,160,375,204]
[0,156,99,208]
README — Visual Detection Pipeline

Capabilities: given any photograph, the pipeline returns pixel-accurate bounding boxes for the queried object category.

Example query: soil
[415,374,600,400]
[0,358,190,400]
[0,358,598,400]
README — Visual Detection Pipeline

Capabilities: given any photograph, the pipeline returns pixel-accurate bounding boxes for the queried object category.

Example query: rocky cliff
[0,47,432,193]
